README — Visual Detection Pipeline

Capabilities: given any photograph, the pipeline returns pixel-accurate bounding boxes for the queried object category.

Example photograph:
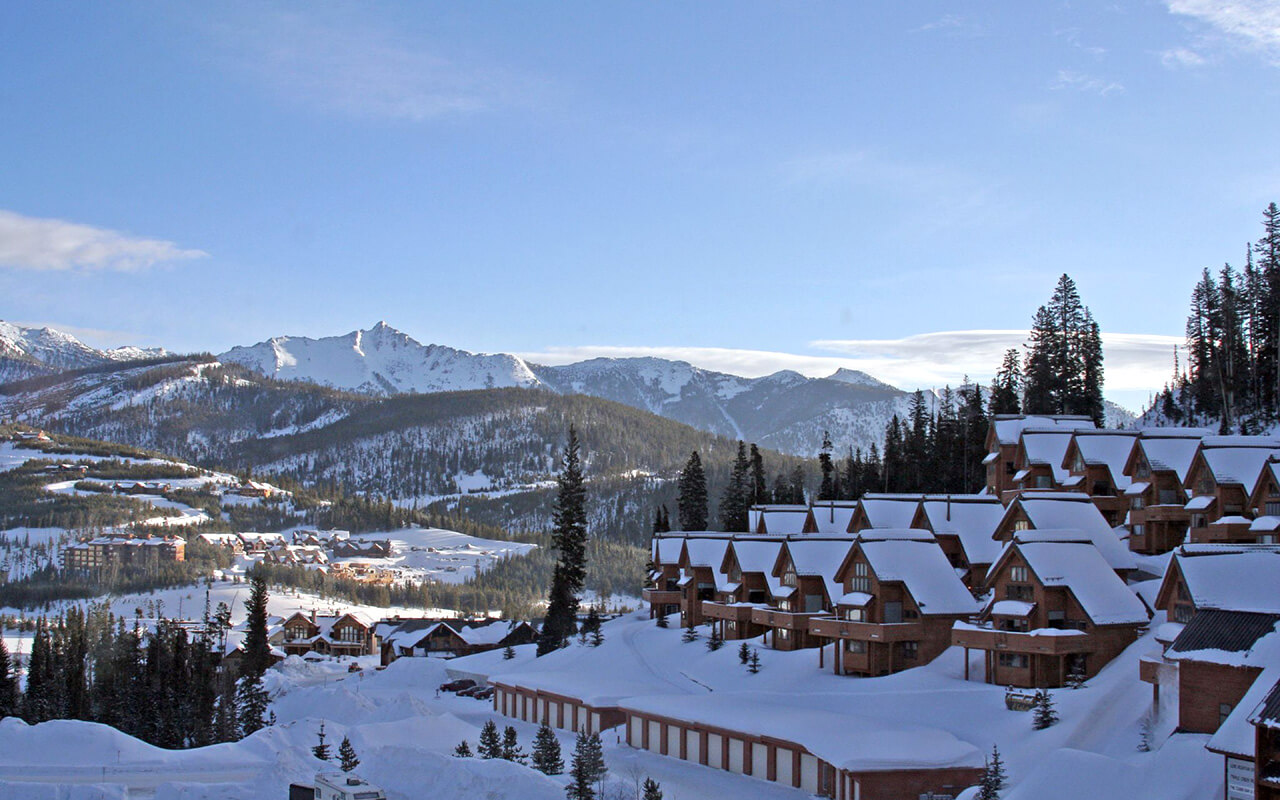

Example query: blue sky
[2,1,1279,410]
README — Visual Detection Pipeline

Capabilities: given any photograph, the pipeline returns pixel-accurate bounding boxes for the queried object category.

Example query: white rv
[313,772,386,800]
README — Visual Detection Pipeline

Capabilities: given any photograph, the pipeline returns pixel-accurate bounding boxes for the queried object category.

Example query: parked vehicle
[439,678,476,693]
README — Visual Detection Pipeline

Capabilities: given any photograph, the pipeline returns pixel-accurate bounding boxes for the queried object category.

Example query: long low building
[492,681,625,736]
[618,693,983,800]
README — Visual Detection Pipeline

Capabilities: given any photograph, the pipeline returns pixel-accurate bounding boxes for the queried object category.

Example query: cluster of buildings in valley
[488,414,1280,800]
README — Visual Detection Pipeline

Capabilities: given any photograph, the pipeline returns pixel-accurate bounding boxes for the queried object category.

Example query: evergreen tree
[718,441,751,532]
[738,641,751,665]
[478,719,502,759]
[501,725,527,763]
[654,612,669,629]
[787,465,806,505]
[538,427,589,656]
[312,720,331,761]
[990,348,1022,415]
[0,638,17,718]
[22,617,54,723]
[977,744,1007,800]
[503,645,516,660]
[532,721,564,775]
[1022,274,1104,424]
[652,506,671,534]
[566,730,606,800]
[454,740,474,757]
[676,452,708,531]
[642,777,663,800]
[1032,690,1058,730]
[236,674,270,736]
[582,605,603,647]
[817,431,836,500]
[747,649,761,674]
[749,444,768,506]
[240,573,271,680]
[681,619,698,643]
[706,626,724,651]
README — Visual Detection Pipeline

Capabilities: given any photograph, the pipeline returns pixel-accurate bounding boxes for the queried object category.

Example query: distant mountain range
[0,320,1135,455]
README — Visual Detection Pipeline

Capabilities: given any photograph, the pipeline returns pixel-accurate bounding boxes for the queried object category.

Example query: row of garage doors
[495,686,603,735]
[625,714,823,795]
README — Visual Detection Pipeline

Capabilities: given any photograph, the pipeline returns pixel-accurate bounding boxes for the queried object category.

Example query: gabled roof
[916,495,1005,566]
[651,536,685,565]
[724,538,785,597]
[1189,444,1280,489]
[988,415,1096,448]
[857,495,923,529]
[1167,610,1280,667]
[1250,673,1280,730]
[1000,494,1136,571]
[856,539,978,616]
[809,500,858,534]
[1125,431,1206,482]
[1161,546,1280,614]
[1017,430,1077,484]
[753,507,812,535]
[995,541,1149,625]
[679,537,732,570]
[1064,430,1140,490]
[775,537,854,604]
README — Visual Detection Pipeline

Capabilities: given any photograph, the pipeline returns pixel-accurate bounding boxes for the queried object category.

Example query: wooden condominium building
[983,414,1095,498]
[1061,429,1140,527]
[1122,430,1205,554]
[1183,437,1280,545]
[952,535,1150,688]
[909,494,1004,589]
[376,618,537,665]
[644,535,686,620]
[700,537,784,641]
[809,500,859,535]
[811,530,978,677]
[992,492,1137,576]
[278,611,376,658]
[63,533,185,572]
[676,536,734,628]
[849,495,923,533]
[753,537,852,651]
[747,505,817,535]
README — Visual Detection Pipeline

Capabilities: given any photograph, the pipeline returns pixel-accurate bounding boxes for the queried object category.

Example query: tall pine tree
[538,427,589,656]
[676,451,708,531]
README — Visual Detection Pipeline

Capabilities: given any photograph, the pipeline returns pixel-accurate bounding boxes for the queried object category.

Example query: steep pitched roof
[918,495,1005,565]
[755,507,812,534]
[680,537,732,570]
[1250,673,1280,729]
[857,495,922,529]
[777,537,855,604]
[1012,542,1149,625]
[725,538,786,597]
[1168,546,1280,614]
[1066,431,1140,490]
[1167,609,1280,667]
[1004,494,1136,571]
[858,539,978,616]
[1130,432,1205,482]
[990,415,1095,447]
[1018,430,1077,484]
[810,500,858,534]
[1194,445,1280,488]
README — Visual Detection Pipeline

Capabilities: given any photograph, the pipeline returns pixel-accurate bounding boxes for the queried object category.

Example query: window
[1094,482,1111,496]
[997,653,1029,669]
[900,641,919,660]
[1266,501,1280,516]
[1192,514,1207,529]
[850,576,871,593]
[1006,584,1033,601]
[777,628,791,641]
[1131,496,1144,510]
[1073,453,1085,472]
[1034,475,1053,489]
[884,601,903,624]
[1173,604,1194,623]
[727,563,742,582]
[999,618,1029,632]
[845,640,867,654]
[1135,459,1151,479]
[1262,534,1278,545]
[854,562,868,576]
[782,566,797,587]
[747,589,767,604]
[1010,566,1028,582]
[1132,524,1144,539]
[1047,610,1066,629]
[1220,703,1233,725]
[804,594,824,613]
[1014,519,1031,531]
[844,607,865,622]
[1159,489,1180,505]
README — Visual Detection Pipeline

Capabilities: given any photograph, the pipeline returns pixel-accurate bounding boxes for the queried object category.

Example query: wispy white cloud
[912,15,985,37]
[520,330,1180,409]
[212,11,543,121]
[1166,0,1280,65]
[1052,69,1125,96]
[1160,47,1207,68]
[1055,27,1108,58]
[0,210,207,272]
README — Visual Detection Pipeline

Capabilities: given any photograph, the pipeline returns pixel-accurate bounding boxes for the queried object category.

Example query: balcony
[1189,519,1254,544]
[1138,655,1163,684]
[951,622,1093,655]
[809,616,924,642]
[701,601,758,623]
[750,607,827,631]
[641,588,684,605]
[1133,505,1191,523]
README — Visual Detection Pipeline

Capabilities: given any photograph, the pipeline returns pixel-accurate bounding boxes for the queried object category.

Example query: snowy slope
[220,322,543,396]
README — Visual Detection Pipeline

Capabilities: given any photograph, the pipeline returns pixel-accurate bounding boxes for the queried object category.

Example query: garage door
[707,734,723,769]
[776,748,793,787]
[666,725,681,757]
[728,739,745,774]
[590,712,601,733]
[752,743,768,779]
[800,754,819,794]
[647,721,663,753]
[687,731,701,764]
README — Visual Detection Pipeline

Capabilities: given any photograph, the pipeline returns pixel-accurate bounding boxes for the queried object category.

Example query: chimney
[946,495,951,521]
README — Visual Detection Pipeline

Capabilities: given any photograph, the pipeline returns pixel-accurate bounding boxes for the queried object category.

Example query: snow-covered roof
[857,495,922,529]
[1251,516,1280,532]
[617,693,983,773]
[1167,610,1280,668]
[855,528,935,542]
[681,537,732,570]
[991,600,1035,616]
[781,537,855,604]
[726,539,786,597]
[1006,494,1136,571]
[1015,542,1150,625]
[1123,482,1150,496]
[1184,495,1215,511]
[1019,430,1077,483]
[652,536,685,565]
[1132,434,1203,481]
[1172,547,1280,614]
[991,415,1095,446]
[1212,665,1280,757]
[1198,445,1280,487]
[918,496,1005,565]
[755,507,811,534]
[1068,431,1139,489]
[858,539,979,615]
[809,501,858,534]
[839,591,873,606]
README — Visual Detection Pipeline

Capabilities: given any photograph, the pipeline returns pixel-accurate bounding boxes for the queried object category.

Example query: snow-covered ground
[336,527,536,585]
[0,613,1227,800]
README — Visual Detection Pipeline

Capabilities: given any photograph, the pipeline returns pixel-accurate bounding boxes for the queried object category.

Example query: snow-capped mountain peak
[826,367,898,391]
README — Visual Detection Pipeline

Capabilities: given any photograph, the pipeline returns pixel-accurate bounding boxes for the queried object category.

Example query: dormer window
[1073,453,1085,472]
[850,561,870,593]
[1014,519,1031,531]
[782,565,797,587]
[1135,458,1151,480]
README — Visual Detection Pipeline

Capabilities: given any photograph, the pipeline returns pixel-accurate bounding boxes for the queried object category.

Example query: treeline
[4,604,237,747]
[1155,203,1280,432]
